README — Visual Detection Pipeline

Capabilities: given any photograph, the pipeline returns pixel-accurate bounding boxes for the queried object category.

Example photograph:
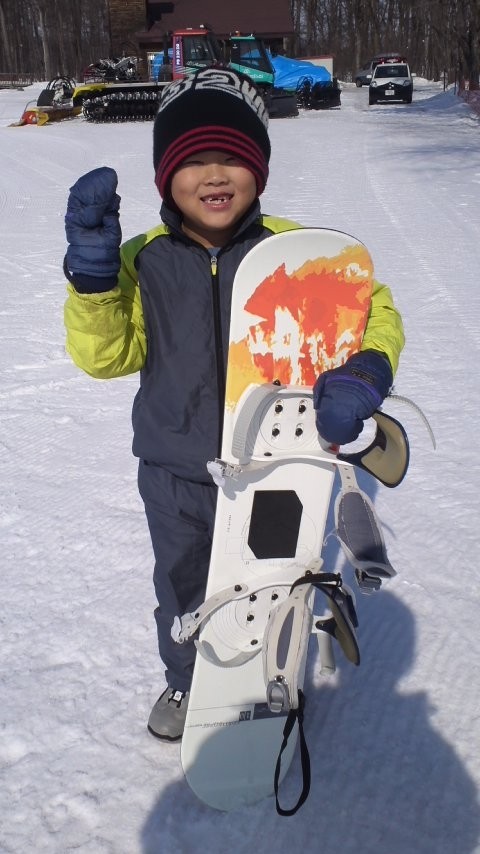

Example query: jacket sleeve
[64,237,147,379]
[361,280,405,375]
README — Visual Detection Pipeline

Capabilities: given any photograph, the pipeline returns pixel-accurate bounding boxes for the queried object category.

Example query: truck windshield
[231,40,271,73]
[183,36,219,67]
[375,65,408,78]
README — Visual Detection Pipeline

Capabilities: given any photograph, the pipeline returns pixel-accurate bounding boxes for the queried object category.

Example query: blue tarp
[150,50,173,80]
[270,54,331,89]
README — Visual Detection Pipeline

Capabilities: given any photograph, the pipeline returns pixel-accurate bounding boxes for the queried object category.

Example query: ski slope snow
[1,79,480,853]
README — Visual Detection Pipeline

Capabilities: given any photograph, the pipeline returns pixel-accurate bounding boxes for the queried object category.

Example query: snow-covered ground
[1,78,480,853]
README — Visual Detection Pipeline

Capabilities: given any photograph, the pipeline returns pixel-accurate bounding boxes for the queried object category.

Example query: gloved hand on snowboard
[64,166,121,293]
[313,350,393,445]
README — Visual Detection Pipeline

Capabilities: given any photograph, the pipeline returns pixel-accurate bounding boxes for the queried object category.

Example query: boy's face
[170,150,257,249]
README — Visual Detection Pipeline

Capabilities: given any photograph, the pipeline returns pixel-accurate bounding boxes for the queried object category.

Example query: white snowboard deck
[180,228,372,810]
[181,459,336,810]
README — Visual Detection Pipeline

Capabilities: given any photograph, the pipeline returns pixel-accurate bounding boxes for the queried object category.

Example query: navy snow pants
[138,461,217,692]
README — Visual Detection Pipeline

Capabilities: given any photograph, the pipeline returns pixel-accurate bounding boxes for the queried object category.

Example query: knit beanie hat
[153,68,271,199]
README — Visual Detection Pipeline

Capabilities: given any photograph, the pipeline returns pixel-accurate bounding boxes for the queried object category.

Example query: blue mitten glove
[313,350,393,445]
[64,166,121,293]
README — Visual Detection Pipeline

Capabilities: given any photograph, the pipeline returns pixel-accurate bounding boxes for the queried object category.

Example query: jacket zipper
[210,253,226,455]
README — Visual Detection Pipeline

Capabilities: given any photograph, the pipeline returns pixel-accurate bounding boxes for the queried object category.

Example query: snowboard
[177,228,376,811]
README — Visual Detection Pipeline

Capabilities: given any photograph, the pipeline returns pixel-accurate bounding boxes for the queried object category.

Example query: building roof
[138,0,294,44]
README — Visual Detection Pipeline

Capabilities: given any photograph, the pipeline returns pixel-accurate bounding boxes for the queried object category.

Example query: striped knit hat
[153,68,271,199]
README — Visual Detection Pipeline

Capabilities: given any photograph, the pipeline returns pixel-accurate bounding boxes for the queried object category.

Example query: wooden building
[107,0,295,58]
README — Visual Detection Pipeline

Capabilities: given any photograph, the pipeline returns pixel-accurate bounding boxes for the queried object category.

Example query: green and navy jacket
[64,201,405,481]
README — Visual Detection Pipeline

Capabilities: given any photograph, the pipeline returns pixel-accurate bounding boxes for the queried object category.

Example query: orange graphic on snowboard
[226,244,373,409]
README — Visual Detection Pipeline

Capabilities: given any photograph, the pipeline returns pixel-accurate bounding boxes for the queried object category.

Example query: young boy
[64,68,404,742]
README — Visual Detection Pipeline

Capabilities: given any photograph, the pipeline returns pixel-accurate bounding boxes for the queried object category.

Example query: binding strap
[274,690,311,816]
[274,572,360,816]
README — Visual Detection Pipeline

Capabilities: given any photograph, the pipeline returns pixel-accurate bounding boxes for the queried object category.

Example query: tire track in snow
[361,95,480,347]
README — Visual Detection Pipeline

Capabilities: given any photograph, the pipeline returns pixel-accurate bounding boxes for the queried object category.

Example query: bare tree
[1,0,479,87]
[0,0,109,80]
[290,0,479,83]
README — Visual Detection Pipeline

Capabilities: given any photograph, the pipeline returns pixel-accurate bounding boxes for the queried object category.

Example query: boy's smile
[170,150,257,249]
[200,192,233,208]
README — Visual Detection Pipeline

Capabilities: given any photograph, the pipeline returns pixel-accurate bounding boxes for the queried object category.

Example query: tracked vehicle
[225,34,298,118]
[77,28,297,122]
[14,28,298,126]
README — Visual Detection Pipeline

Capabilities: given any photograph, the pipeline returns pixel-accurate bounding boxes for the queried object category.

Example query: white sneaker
[147,688,189,741]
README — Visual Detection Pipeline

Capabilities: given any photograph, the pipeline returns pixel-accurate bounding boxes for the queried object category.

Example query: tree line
[0,0,478,87]
[0,0,109,81]
[290,0,480,85]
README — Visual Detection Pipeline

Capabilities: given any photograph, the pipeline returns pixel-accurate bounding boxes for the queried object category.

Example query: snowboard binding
[209,383,410,489]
